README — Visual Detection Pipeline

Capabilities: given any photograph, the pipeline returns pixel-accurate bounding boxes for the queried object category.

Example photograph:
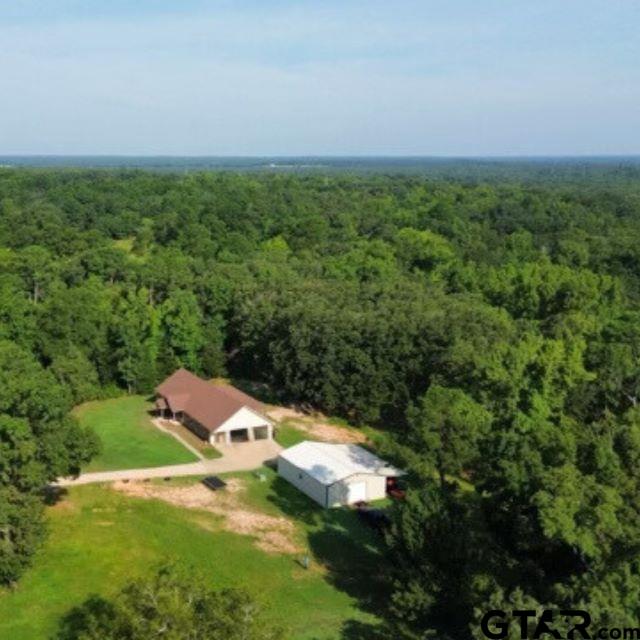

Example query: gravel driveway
[57,439,282,486]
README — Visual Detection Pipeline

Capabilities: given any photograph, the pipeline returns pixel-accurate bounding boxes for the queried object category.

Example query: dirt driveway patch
[267,406,367,444]
[112,478,302,555]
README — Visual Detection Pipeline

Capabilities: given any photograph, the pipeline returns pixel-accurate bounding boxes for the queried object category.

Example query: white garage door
[346,481,367,504]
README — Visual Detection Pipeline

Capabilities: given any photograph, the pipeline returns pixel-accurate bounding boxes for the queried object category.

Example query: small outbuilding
[277,441,403,508]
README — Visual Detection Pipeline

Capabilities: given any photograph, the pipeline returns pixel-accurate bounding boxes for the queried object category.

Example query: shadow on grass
[308,509,388,614]
[43,485,68,506]
[267,475,392,631]
[306,620,390,640]
[338,619,392,640]
[230,378,319,415]
[57,593,389,640]
[267,475,322,526]
[54,595,117,640]
[229,378,282,405]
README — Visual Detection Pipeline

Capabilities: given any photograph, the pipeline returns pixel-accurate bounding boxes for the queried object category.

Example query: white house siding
[277,456,328,507]
[219,407,271,431]
[209,407,273,444]
[327,473,387,507]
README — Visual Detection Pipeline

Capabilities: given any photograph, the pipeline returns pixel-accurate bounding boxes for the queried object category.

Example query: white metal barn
[277,441,403,508]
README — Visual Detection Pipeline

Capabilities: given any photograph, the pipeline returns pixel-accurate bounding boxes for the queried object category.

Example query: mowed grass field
[74,396,197,472]
[274,420,313,448]
[0,469,385,640]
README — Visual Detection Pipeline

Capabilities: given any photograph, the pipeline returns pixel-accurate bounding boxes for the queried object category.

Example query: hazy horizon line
[2,153,640,160]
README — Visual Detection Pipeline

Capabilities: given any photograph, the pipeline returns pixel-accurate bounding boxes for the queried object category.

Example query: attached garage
[277,441,403,508]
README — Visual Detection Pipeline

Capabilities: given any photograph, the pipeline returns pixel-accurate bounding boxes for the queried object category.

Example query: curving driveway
[57,440,282,486]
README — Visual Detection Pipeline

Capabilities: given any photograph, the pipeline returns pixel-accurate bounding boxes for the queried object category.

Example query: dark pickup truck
[356,503,391,533]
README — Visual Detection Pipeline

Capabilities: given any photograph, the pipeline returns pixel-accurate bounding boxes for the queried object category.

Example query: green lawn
[74,396,197,471]
[160,420,222,459]
[274,420,313,448]
[0,469,386,639]
[201,445,223,459]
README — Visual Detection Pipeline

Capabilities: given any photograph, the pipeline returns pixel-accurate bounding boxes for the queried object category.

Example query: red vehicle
[386,477,406,500]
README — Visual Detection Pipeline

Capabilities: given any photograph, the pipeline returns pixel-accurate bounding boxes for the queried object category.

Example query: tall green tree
[160,290,205,374]
[407,385,492,487]
[55,564,283,640]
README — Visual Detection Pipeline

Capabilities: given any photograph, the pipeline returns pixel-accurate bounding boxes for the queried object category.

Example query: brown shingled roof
[155,369,268,433]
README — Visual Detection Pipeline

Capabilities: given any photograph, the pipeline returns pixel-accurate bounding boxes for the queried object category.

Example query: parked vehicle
[386,477,406,500]
[356,504,391,533]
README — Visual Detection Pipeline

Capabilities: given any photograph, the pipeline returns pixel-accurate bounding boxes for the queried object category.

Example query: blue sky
[0,1,638,155]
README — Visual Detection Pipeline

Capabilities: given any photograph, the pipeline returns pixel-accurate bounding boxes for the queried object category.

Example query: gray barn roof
[278,441,403,486]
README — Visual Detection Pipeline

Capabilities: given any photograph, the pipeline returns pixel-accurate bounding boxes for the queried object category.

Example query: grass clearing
[74,396,197,471]
[269,409,367,446]
[113,475,302,554]
[159,419,222,459]
[274,420,313,448]
[0,469,386,640]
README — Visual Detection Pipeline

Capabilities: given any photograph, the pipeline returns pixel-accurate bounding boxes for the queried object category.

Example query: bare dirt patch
[50,498,77,513]
[267,406,368,444]
[112,479,302,555]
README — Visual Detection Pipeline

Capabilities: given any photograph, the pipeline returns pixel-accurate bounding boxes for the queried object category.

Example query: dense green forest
[2,167,640,638]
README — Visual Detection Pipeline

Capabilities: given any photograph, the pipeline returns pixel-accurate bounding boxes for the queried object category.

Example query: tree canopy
[55,564,283,640]
[2,166,640,637]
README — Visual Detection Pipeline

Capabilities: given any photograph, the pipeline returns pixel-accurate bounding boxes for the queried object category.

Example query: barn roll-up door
[346,481,366,504]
